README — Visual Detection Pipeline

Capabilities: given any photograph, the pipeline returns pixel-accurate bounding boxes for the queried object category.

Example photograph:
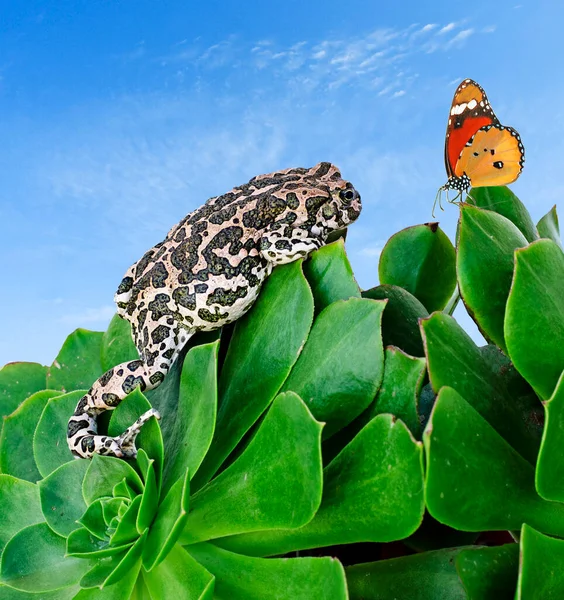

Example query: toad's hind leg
[67,320,192,459]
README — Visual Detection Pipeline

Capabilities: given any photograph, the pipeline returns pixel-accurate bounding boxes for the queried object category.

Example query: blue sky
[1,0,562,366]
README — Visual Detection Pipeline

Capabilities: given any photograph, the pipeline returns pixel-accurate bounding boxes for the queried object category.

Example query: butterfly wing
[455,124,525,187]
[445,79,499,178]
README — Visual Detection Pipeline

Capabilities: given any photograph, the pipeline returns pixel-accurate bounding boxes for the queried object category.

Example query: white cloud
[438,22,457,34]
[445,28,474,48]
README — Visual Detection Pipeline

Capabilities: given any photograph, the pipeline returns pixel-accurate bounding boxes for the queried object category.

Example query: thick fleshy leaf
[142,468,189,571]
[469,186,538,243]
[142,544,214,600]
[378,222,456,312]
[505,239,564,399]
[372,346,426,437]
[107,389,164,483]
[456,544,519,599]
[0,475,44,555]
[83,454,143,504]
[47,329,104,393]
[282,298,386,437]
[33,390,85,477]
[362,285,428,357]
[79,498,110,540]
[424,387,564,536]
[0,522,93,592]
[421,312,542,464]
[39,459,89,537]
[159,342,218,497]
[111,496,142,546]
[0,389,61,482]
[187,542,347,600]
[536,371,564,500]
[516,524,564,599]
[346,548,467,599]
[219,414,423,556]
[537,205,562,248]
[77,537,143,598]
[0,362,48,420]
[101,314,138,372]
[182,393,322,546]
[67,526,133,558]
[0,584,80,599]
[457,205,528,352]
[136,453,158,533]
[113,478,134,500]
[192,261,314,490]
[302,238,361,314]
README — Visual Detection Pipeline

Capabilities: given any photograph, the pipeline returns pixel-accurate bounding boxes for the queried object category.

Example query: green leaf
[516,524,564,599]
[0,362,48,420]
[282,298,386,438]
[67,526,133,558]
[219,414,423,556]
[346,547,468,600]
[378,223,456,312]
[160,342,218,497]
[33,390,85,477]
[0,584,80,599]
[142,544,214,600]
[77,536,143,598]
[192,261,314,490]
[113,478,134,500]
[181,392,322,546]
[303,238,361,314]
[47,329,104,393]
[0,475,44,556]
[111,496,142,546]
[103,497,125,527]
[107,389,164,483]
[142,468,190,571]
[536,371,564,500]
[468,186,538,242]
[101,314,138,372]
[372,346,426,437]
[456,544,519,599]
[457,205,528,352]
[0,522,93,592]
[421,312,541,464]
[0,389,61,482]
[83,454,143,504]
[505,239,564,399]
[186,542,348,600]
[136,453,158,533]
[537,205,562,248]
[362,285,429,357]
[79,498,109,540]
[424,387,564,536]
[39,459,89,537]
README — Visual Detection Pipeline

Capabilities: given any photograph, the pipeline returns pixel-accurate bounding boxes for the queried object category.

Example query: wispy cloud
[156,20,493,95]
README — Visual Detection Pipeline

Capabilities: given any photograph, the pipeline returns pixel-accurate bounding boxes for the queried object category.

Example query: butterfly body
[441,78,524,197]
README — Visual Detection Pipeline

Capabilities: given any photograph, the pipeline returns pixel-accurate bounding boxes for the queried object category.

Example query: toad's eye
[339,189,355,203]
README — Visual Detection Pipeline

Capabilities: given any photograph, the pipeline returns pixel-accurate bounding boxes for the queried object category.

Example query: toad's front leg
[67,319,192,459]
[66,358,165,458]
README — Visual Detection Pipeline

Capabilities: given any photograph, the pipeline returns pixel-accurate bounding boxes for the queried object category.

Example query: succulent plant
[1,186,564,598]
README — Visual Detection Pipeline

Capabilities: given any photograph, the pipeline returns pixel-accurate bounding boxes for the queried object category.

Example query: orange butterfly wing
[444,79,498,178]
[456,125,525,187]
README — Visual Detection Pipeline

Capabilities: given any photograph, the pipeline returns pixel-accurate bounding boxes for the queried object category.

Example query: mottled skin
[67,162,361,459]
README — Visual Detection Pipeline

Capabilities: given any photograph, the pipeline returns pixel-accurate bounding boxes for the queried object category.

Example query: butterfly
[435,78,525,213]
